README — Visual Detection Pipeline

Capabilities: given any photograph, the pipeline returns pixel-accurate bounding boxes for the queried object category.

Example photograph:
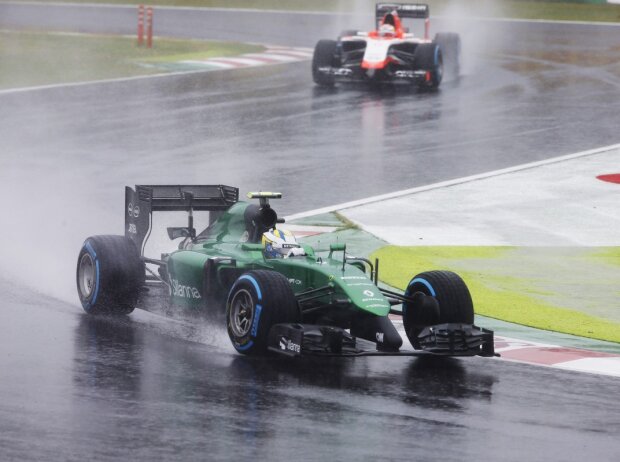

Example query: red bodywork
[361,11,430,70]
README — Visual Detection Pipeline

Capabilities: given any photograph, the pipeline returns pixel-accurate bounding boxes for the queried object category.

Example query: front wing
[268,323,496,358]
[316,65,429,84]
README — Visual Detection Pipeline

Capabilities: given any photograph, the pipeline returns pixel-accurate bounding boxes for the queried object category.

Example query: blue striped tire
[226,270,300,355]
[76,235,144,315]
[402,270,473,348]
[412,43,443,88]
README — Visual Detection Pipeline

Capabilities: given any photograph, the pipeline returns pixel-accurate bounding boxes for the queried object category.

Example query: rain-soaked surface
[2,278,620,461]
[1,4,620,460]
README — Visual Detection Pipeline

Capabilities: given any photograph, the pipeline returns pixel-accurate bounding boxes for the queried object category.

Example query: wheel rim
[229,289,255,338]
[78,253,95,299]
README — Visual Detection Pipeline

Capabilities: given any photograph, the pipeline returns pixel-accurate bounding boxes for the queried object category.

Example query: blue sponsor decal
[251,304,262,337]
[90,259,100,308]
[236,340,254,351]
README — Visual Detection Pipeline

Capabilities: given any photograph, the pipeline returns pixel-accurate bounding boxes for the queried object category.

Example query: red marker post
[146,7,154,48]
[137,4,144,46]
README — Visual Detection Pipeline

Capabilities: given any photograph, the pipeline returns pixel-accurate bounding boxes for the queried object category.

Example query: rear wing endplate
[125,184,239,255]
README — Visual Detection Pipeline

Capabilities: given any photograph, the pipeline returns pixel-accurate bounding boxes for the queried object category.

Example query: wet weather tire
[312,39,338,87]
[76,235,144,315]
[413,43,443,88]
[226,270,300,355]
[402,271,474,348]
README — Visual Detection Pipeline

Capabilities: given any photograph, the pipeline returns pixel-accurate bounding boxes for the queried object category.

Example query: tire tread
[226,269,300,355]
[76,235,144,315]
[402,270,474,347]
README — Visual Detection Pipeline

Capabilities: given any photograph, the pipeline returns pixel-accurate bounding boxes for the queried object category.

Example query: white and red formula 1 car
[312,3,460,88]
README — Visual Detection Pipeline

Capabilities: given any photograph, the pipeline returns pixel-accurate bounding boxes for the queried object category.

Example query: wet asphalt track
[3,279,620,461]
[1,4,620,461]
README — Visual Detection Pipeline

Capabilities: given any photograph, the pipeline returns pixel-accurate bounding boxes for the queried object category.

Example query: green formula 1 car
[76,185,495,358]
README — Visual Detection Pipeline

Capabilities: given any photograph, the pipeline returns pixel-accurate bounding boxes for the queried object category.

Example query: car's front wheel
[226,270,300,355]
[413,43,443,89]
[312,39,338,87]
[402,270,474,348]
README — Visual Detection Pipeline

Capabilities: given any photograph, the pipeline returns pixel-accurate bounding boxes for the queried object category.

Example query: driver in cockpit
[262,229,306,258]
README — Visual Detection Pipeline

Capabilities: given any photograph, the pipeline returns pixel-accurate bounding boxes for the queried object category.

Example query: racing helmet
[382,12,396,27]
[262,229,305,258]
[379,23,396,37]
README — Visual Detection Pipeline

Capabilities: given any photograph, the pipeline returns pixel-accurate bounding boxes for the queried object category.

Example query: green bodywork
[165,202,391,321]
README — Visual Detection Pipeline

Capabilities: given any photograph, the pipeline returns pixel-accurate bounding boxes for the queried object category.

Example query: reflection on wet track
[1,6,620,460]
[2,278,620,460]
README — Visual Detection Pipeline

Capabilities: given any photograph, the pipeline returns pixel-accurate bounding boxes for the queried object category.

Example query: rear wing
[376,3,429,20]
[125,184,239,255]
[375,3,430,37]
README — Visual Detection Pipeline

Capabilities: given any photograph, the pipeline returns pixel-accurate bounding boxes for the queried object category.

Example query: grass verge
[372,245,620,343]
[0,29,263,89]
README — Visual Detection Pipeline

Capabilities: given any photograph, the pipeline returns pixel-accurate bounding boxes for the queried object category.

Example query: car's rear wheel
[402,270,474,348]
[76,235,145,315]
[312,39,338,87]
[413,43,443,88]
[226,270,300,355]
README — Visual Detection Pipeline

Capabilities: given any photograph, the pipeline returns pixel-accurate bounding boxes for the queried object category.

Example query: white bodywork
[342,32,430,69]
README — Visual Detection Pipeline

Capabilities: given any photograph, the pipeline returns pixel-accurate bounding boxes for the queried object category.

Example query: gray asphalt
[3,278,620,461]
[1,3,620,461]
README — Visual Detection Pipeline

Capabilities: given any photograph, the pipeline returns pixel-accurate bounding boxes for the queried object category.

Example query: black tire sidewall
[413,43,443,88]
[312,39,338,86]
[77,243,101,311]
[226,270,299,355]
[76,235,144,315]
[226,274,267,353]
[402,270,474,343]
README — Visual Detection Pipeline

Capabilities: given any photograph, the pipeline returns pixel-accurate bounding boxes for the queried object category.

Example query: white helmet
[379,23,395,37]
[262,229,305,259]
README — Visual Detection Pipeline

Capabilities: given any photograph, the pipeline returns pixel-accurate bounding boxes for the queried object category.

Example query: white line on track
[285,143,620,221]
[0,68,212,95]
[180,60,238,69]
[0,46,307,95]
[242,53,300,62]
